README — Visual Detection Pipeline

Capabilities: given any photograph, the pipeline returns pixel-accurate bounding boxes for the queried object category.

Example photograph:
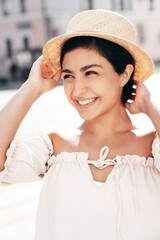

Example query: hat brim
[43,32,154,82]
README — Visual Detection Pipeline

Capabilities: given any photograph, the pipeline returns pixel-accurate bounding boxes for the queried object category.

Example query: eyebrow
[61,64,103,74]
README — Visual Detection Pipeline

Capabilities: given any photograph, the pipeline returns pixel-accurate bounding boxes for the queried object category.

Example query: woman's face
[61,47,124,121]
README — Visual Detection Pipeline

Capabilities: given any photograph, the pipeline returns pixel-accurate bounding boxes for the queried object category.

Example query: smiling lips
[77,97,97,108]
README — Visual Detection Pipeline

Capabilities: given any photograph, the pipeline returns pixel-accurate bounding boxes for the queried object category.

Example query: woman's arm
[0,56,61,171]
[142,95,160,138]
[125,82,160,138]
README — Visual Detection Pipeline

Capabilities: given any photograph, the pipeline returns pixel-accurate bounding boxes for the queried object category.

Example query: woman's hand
[125,81,160,139]
[126,82,160,138]
[25,56,61,95]
[0,56,61,170]
[125,82,151,115]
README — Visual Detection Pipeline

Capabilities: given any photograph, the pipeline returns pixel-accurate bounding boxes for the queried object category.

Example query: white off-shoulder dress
[1,129,160,240]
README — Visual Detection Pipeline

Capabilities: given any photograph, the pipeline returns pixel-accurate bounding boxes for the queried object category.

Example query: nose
[72,77,88,98]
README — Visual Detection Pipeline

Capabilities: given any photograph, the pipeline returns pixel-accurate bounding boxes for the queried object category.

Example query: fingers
[41,59,55,79]
[129,93,136,101]
[33,55,44,66]
[51,69,62,86]
[125,101,137,114]
[33,56,62,85]
[36,55,43,62]
[53,69,61,81]
[125,102,131,110]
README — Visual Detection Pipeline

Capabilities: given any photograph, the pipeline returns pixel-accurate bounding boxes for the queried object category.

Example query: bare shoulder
[131,128,156,157]
[132,127,156,142]
[139,130,156,149]
[48,128,81,155]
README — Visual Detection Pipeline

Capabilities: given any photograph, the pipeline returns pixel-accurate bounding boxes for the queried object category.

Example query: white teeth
[78,98,96,105]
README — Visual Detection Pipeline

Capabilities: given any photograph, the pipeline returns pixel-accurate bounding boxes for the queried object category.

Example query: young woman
[0,9,160,240]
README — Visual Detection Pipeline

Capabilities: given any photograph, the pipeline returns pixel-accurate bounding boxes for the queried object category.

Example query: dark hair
[60,36,136,105]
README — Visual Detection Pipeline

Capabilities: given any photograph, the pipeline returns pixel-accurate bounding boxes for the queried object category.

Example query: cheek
[63,83,70,98]
[63,82,74,104]
[100,79,122,100]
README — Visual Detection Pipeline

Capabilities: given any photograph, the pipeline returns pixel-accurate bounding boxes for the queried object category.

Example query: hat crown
[66,10,136,43]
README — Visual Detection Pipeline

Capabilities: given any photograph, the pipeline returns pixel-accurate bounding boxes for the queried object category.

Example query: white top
[1,129,160,240]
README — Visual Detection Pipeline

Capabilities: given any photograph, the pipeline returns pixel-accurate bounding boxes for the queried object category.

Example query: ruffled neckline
[47,134,160,170]
[48,147,155,169]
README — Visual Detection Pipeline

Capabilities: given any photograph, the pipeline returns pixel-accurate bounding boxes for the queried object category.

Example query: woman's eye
[63,74,73,80]
[86,71,98,76]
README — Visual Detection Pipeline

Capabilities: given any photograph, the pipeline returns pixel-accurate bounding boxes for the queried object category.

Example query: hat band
[66,30,136,44]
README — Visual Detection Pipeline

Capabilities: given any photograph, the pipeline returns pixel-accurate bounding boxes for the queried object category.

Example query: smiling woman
[61,46,131,121]
[60,36,136,105]
[1,9,160,240]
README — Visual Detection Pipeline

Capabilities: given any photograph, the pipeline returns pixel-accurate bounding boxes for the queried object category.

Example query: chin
[78,111,98,121]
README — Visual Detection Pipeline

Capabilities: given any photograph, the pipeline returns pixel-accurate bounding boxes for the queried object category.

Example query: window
[20,0,26,13]
[88,0,93,9]
[2,0,9,15]
[52,27,58,38]
[80,0,93,10]
[111,0,116,11]
[149,0,154,10]
[23,37,29,50]
[111,0,132,11]
[120,0,124,10]
[137,24,145,44]
[6,39,12,57]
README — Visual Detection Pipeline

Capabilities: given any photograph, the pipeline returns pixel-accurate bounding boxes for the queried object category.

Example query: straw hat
[43,9,154,82]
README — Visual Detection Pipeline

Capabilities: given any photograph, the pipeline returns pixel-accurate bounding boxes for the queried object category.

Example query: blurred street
[0,73,160,240]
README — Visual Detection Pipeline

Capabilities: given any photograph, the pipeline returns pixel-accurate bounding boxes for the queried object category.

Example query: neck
[80,104,135,137]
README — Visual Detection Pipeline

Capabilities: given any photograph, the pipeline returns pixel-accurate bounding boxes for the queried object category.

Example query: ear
[120,64,134,87]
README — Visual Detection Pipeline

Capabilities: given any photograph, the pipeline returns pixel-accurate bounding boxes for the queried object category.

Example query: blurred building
[0,0,160,84]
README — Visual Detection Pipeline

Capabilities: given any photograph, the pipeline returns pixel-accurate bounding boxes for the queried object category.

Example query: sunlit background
[0,0,160,88]
[0,0,160,239]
